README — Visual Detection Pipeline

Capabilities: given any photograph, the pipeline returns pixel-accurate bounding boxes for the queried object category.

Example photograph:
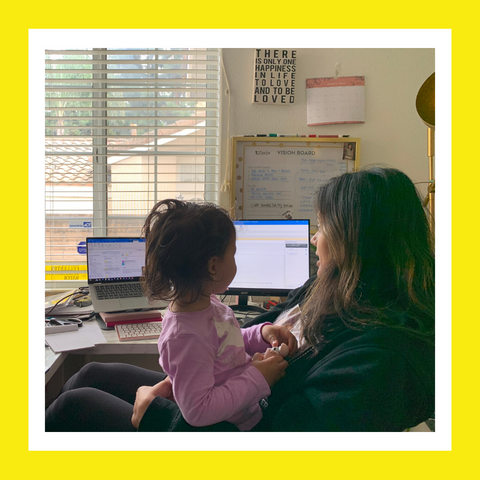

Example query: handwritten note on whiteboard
[306,76,365,126]
[235,141,353,225]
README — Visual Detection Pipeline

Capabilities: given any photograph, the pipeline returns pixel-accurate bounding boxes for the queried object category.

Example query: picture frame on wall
[253,49,296,105]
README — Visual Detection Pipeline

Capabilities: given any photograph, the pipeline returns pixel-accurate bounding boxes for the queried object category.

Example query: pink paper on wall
[306,76,365,126]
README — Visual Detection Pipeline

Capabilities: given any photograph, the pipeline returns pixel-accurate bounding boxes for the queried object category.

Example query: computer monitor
[224,219,311,312]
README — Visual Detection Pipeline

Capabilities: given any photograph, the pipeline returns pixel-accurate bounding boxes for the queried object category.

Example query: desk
[45,350,68,385]
[45,317,163,404]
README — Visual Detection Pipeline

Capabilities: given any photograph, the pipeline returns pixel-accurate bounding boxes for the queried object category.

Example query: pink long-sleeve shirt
[158,295,271,431]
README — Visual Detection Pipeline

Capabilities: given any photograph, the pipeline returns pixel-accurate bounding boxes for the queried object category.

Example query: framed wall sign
[253,49,296,105]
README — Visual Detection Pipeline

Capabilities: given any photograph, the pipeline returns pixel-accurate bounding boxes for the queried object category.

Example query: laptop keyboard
[95,283,144,300]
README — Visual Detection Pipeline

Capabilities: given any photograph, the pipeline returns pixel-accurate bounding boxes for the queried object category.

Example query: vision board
[231,137,360,227]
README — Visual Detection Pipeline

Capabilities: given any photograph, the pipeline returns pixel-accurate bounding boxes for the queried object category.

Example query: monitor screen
[225,219,311,298]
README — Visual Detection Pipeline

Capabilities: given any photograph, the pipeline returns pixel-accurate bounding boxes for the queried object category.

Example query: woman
[45,166,434,432]
[242,166,435,431]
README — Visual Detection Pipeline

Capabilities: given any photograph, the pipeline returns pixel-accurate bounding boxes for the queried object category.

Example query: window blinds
[45,48,220,288]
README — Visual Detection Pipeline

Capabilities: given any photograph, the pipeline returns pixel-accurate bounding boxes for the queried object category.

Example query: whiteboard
[231,137,360,226]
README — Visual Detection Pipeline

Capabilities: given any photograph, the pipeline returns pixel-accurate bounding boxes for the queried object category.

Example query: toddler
[141,200,297,431]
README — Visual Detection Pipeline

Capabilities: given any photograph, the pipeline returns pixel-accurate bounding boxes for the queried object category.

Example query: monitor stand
[228,294,266,314]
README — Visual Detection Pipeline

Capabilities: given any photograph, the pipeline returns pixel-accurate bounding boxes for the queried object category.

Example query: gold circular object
[416,72,435,129]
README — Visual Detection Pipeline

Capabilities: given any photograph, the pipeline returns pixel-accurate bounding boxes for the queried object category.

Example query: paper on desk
[45,330,95,353]
[81,321,107,344]
[45,321,107,353]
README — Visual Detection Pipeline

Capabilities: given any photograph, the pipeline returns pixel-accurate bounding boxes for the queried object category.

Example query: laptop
[86,237,168,313]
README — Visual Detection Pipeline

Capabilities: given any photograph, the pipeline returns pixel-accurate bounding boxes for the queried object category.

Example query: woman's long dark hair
[141,199,235,305]
[301,167,435,349]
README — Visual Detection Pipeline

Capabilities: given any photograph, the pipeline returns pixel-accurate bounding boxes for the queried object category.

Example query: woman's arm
[267,346,430,432]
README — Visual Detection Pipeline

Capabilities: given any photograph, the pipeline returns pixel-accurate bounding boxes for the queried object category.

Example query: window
[45,48,220,289]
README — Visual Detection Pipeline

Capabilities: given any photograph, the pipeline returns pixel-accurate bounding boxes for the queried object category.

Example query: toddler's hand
[151,376,175,402]
[261,324,298,356]
[131,377,174,429]
[251,352,288,387]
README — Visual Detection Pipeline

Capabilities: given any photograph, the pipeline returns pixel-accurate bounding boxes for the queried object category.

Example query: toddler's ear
[207,256,219,278]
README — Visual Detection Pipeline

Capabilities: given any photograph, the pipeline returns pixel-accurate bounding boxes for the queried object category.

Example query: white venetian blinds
[45,48,220,287]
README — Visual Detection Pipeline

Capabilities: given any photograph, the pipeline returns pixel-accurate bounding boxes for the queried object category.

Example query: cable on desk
[45,287,90,316]
[45,292,77,316]
[74,311,96,322]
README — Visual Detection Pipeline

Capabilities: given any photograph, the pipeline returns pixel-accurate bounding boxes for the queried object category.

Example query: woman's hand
[251,352,288,387]
[261,324,298,356]
[131,377,174,429]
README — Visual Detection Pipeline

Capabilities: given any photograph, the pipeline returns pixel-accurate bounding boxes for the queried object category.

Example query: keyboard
[95,283,144,300]
[115,322,163,341]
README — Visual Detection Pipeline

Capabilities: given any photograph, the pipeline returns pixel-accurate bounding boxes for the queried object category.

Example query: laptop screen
[86,237,146,283]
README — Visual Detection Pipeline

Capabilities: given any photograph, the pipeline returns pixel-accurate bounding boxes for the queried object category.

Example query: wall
[218,48,434,210]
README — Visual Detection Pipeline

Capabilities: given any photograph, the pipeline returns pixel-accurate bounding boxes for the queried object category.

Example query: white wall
[218,48,434,209]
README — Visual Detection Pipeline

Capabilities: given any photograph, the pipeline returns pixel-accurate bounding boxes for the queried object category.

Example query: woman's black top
[139,276,434,432]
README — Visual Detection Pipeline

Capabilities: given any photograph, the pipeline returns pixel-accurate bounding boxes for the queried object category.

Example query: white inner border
[29,29,452,452]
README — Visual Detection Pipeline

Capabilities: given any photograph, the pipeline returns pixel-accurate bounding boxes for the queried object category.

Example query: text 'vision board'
[231,137,360,226]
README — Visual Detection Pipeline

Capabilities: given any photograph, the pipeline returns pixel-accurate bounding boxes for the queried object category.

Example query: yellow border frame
[14,14,471,479]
